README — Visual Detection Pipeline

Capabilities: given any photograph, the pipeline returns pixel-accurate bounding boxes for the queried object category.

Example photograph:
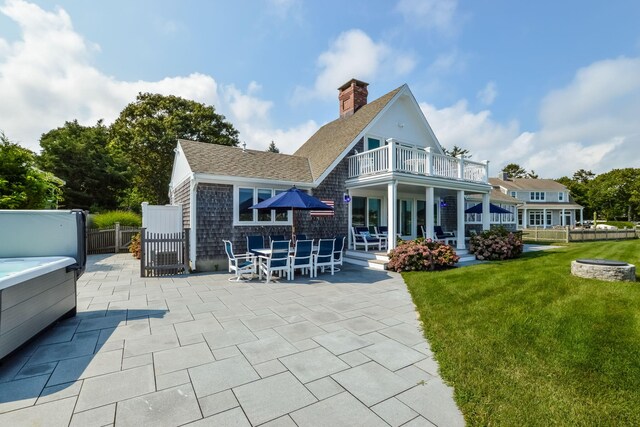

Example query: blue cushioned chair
[223,240,255,282]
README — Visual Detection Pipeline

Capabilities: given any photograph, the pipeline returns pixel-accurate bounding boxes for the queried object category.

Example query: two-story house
[491,175,584,229]
[169,79,494,271]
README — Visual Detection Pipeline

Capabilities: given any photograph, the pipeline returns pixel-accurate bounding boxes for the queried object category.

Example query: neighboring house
[465,188,520,232]
[169,79,493,271]
[491,175,584,229]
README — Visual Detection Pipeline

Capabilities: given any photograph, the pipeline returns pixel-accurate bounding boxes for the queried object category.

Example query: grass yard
[404,240,640,426]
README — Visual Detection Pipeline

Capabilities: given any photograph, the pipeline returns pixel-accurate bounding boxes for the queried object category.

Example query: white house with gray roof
[169,79,494,271]
[491,176,584,229]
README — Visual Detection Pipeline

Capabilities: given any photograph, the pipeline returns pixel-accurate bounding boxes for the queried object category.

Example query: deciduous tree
[109,93,239,205]
[0,132,63,209]
[38,120,129,210]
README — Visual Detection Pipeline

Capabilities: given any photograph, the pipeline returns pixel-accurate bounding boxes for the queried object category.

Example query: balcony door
[396,199,413,237]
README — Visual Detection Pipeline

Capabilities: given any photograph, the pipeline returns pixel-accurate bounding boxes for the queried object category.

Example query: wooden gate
[87,223,140,254]
[140,228,190,277]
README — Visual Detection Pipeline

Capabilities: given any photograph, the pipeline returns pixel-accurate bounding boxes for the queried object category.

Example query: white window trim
[510,191,517,198]
[365,134,386,151]
[529,191,545,201]
[233,186,292,226]
[558,192,564,201]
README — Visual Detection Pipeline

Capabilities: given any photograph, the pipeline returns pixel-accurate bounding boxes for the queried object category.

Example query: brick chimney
[338,79,369,118]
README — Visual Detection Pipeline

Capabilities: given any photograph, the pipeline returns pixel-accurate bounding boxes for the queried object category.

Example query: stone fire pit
[571,259,636,282]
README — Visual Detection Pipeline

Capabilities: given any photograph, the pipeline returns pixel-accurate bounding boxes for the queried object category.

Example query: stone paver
[280,346,350,383]
[233,372,317,425]
[360,339,426,371]
[115,384,202,427]
[312,329,373,355]
[75,365,155,412]
[153,342,215,375]
[189,356,259,397]
[397,380,465,427]
[291,392,387,426]
[0,254,462,426]
[332,361,414,406]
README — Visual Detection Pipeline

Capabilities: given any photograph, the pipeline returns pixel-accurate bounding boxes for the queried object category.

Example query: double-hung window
[530,191,545,201]
[558,192,564,202]
[235,187,291,225]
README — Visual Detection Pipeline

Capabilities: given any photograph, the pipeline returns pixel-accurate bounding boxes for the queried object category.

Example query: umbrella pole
[292,208,296,243]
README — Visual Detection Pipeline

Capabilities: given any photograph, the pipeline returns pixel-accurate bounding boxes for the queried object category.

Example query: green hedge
[91,210,141,229]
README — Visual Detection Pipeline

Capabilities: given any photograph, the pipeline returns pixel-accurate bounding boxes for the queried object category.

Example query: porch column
[387,181,397,251]
[347,191,353,249]
[523,208,528,229]
[456,190,465,250]
[561,208,566,227]
[425,187,435,239]
[481,192,491,231]
[543,208,547,229]
[580,208,584,225]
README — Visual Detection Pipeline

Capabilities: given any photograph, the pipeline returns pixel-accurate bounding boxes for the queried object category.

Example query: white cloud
[420,56,640,177]
[427,50,466,74]
[0,0,315,154]
[419,100,524,170]
[395,0,458,35]
[265,0,302,21]
[293,29,415,103]
[477,81,497,106]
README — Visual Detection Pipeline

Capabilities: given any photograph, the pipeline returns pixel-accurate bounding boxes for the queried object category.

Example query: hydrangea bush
[388,238,460,272]
[469,227,523,261]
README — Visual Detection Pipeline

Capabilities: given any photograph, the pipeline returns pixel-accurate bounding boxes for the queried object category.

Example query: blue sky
[1,0,639,177]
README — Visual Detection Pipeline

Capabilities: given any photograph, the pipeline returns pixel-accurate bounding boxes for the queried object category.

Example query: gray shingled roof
[490,178,567,191]
[179,139,313,183]
[294,86,403,181]
[467,188,520,204]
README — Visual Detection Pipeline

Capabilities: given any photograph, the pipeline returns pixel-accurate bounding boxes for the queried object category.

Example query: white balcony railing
[347,140,489,183]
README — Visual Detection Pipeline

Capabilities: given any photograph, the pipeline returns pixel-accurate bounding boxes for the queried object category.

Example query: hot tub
[0,210,86,360]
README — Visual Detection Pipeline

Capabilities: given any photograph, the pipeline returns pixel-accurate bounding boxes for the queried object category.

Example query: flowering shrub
[469,227,523,261]
[388,238,460,272]
[129,233,141,259]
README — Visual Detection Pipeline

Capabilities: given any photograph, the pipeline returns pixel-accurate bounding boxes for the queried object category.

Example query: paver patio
[0,254,464,426]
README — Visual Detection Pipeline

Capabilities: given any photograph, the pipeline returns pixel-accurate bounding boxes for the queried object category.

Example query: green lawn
[404,240,640,426]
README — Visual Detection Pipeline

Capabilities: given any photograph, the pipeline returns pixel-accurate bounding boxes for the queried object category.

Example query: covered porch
[346,179,493,252]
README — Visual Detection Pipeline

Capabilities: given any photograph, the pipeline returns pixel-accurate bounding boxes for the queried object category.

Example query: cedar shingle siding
[172,179,191,229]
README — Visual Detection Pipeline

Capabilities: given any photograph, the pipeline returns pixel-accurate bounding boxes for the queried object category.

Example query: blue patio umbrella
[250,187,333,241]
[465,203,512,214]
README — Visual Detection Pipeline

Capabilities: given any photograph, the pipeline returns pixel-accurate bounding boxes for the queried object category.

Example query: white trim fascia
[193,173,313,189]
[402,85,446,155]
[312,86,408,186]
[346,173,492,193]
[189,174,197,270]
[231,185,293,227]
[169,141,193,188]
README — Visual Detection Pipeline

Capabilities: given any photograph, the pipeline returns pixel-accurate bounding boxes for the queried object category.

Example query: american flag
[310,200,335,217]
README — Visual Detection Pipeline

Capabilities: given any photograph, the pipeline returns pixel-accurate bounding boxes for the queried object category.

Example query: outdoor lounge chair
[434,226,456,245]
[377,226,388,235]
[351,226,382,251]
[289,239,313,279]
[259,240,291,283]
[295,233,308,241]
[223,240,255,282]
[314,238,335,276]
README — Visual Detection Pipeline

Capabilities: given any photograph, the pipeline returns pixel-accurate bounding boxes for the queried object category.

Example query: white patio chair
[259,240,291,283]
[314,239,335,277]
[351,226,382,251]
[223,240,255,282]
[289,239,314,279]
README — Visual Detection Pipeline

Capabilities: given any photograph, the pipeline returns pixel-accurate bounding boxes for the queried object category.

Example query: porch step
[344,250,388,270]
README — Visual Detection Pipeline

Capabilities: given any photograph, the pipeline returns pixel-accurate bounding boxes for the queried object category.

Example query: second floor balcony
[347,139,489,184]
